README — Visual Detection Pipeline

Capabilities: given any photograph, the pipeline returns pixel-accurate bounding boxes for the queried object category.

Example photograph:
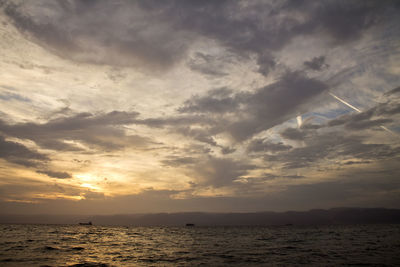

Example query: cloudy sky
[0,0,399,215]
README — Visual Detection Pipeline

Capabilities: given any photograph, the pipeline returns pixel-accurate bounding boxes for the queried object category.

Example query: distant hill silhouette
[1,208,400,226]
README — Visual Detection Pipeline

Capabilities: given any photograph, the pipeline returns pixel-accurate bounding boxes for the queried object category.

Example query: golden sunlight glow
[75,173,97,182]
[75,173,104,191]
[80,183,101,191]
[32,193,83,201]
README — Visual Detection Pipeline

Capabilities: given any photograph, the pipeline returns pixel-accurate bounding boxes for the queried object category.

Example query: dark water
[1,224,399,266]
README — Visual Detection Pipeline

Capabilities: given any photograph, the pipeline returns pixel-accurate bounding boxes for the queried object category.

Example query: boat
[185,223,195,227]
[79,221,92,225]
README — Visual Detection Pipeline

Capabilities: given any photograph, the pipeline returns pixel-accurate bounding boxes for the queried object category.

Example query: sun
[75,173,102,191]
[80,183,101,191]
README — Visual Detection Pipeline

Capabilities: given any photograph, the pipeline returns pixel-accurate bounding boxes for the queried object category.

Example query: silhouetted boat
[186,223,195,227]
[79,221,92,225]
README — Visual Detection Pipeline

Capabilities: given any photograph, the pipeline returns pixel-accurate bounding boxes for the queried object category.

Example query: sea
[1,224,399,266]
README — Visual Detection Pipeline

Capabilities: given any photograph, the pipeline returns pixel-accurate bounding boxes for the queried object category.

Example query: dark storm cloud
[374,101,400,117]
[2,0,191,70]
[2,1,79,52]
[385,86,400,96]
[3,0,397,74]
[220,146,236,155]
[133,72,327,144]
[138,0,282,75]
[256,52,276,77]
[327,100,399,130]
[269,96,400,170]
[345,118,393,130]
[328,116,348,127]
[308,1,385,43]
[0,111,152,152]
[164,0,395,74]
[280,128,307,141]
[187,53,229,77]
[178,88,239,114]
[227,72,329,141]
[267,132,400,169]
[287,0,398,41]
[179,72,328,141]
[0,135,48,167]
[247,138,292,153]
[36,170,71,179]
[303,56,329,71]
[301,123,322,130]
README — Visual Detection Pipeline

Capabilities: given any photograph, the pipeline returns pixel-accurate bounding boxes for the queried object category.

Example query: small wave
[44,246,60,251]
[6,245,27,251]
[71,246,85,251]
[256,237,273,241]
[61,237,77,242]
[68,262,111,267]
[311,252,327,257]
[0,258,14,262]
[287,239,305,243]
[64,232,78,235]
[127,232,142,236]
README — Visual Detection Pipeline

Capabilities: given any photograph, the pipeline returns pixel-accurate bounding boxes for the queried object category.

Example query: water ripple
[0,224,399,266]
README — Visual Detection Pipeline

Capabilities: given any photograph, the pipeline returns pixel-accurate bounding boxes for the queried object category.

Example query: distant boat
[186,223,195,227]
[79,221,92,225]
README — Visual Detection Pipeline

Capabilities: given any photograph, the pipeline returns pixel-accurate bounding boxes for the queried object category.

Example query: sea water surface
[1,224,399,266]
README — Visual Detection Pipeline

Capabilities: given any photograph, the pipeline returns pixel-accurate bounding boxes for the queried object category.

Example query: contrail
[328,92,362,112]
[296,115,302,128]
[380,125,397,136]
[329,92,398,137]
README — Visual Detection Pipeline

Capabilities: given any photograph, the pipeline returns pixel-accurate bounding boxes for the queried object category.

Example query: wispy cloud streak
[329,92,398,137]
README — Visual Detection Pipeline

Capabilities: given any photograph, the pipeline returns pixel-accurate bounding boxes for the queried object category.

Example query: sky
[0,0,399,215]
